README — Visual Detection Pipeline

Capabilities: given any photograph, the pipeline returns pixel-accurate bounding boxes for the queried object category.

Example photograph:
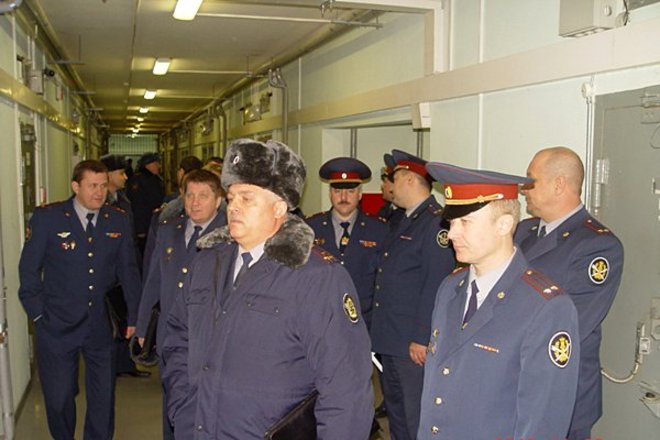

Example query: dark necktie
[188,225,202,251]
[538,225,547,238]
[85,212,95,236]
[339,221,350,254]
[233,252,253,287]
[463,280,479,327]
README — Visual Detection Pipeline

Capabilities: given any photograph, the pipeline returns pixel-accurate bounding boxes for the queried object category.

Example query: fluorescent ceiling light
[137,117,145,122]
[152,58,171,75]
[139,107,149,114]
[144,89,157,100]
[132,128,139,133]
[173,0,203,21]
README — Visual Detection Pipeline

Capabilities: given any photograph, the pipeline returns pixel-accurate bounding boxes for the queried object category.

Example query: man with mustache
[306,157,388,328]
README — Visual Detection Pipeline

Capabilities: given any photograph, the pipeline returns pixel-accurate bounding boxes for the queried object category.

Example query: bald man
[515,146,624,440]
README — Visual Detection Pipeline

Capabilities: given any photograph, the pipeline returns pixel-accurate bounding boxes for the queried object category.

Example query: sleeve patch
[588,257,609,284]
[549,331,572,368]
[342,293,359,323]
[436,229,450,248]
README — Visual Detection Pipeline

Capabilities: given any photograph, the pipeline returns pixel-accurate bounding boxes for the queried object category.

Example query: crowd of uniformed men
[18,138,623,440]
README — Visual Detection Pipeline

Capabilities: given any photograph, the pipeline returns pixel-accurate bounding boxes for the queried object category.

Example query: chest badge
[549,331,572,368]
[57,232,71,238]
[105,232,121,238]
[588,257,609,284]
[342,293,359,324]
[436,229,449,248]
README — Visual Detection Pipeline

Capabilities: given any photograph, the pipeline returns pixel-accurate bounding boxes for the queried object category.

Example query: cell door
[592,85,660,437]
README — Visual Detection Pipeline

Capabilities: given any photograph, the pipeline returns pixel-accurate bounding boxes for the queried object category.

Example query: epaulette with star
[521,269,564,300]
[312,246,337,264]
[38,200,65,209]
[305,211,325,221]
[430,206,444,217]
[151,203,167,215]
[449,265,469,276]
[364,212,388,223]
[106,205,126,214]
[583,217,613,235]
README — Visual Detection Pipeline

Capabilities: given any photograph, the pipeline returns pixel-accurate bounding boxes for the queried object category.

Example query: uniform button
[340,261,345,265]
[375,285,380,290]
[431,426,439,434]
[442,367,450,376]
[222,310,227,315]
[196,425,203,431]
[383,252,389,258]
[375,302,380,307]
[182,267,188,274]
[89,268,94,274]
[378,268,383,273]
[434,397,443,405]
[88,285,94,291]
[202,365,209,371]
[87,252,94,257]
[88,301,92,307]
[432,329,439,337]
[178,282,183,288]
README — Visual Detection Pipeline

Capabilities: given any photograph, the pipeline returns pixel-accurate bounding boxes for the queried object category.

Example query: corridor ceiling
[25,0,391,134]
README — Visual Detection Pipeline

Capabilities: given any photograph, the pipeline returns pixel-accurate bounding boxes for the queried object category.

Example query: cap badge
[589,257,609,284]
[437,229,449,248]
[342,293,359,323]
[444,186,453,199]
[341,172,347,179]
[549,331,572,368]
[232,154,240,165]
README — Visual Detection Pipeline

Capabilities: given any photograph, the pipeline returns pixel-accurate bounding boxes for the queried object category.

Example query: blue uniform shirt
[514,207,624,431]
[370,195,455,356]
[418,250,580,440]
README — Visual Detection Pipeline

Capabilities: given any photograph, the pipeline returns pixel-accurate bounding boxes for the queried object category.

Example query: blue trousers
[380,354,424,440]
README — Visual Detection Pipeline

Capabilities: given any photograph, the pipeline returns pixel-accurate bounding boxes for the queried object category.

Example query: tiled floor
[15,365,390,439]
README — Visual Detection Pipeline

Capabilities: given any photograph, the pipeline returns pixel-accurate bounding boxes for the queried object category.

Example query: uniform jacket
[514,207,624,430]
[126,168,165,237]
[161,215,374,440]
[18,198,141,345]
[377,201,405,231]
[306,210,388,328]
[370,195,455,356]
[418,250,580,440]
[142,197,184,276]
[136,210,227,354]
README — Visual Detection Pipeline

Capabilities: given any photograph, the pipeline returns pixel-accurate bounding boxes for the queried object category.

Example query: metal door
[591,85,660,437]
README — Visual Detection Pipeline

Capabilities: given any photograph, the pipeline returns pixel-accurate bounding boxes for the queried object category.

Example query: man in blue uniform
[101,154,150,379]
[370,149,455,440]
[162,139,374,439]
[418,161,580,440]
[516,146,624,440]
[377,153,404,230]
[127,152,165,255]
[18,160,141,440]
[137,169,227,440]
[306,157,388,328]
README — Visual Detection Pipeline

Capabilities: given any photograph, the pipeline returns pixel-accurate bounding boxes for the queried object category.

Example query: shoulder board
[106,205,127,214]
[152,203,167,215]
[521,269,564,300]
[450,265,469,276]
[583,218,612,235]
[430,206,444,216]
[305,211,326,221]
[363,212,388,223]
[39,200,66,209]
[311,246,337,264]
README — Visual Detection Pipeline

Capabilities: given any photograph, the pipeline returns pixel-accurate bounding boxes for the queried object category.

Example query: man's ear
[497,213,515,236]
[71,181,80,196]
[274,200,288,219]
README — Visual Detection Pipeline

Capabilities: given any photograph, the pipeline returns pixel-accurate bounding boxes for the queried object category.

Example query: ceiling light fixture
[139,107,149,114]
[137,117,145,122]
[173,0,203,21]
[144,89,157,100]
[152,58,171,75]
[132,128,139,133]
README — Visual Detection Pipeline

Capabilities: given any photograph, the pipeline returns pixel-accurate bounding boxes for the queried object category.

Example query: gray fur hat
[221,138,306,209]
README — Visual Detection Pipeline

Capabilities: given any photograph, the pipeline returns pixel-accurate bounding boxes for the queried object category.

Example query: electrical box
[559,0,618,38]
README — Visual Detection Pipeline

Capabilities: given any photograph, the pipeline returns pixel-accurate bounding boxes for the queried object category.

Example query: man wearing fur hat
[162,139,374,439]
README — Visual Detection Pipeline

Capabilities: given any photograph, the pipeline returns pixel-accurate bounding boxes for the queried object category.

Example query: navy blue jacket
[161,217,374,440]
[18,198,141,345]
[136,211,227,354]
[306,210,388,328]
[514,207,624,431]
[370,195,455,356]
[126,168,165,238]
[418,251,580,440]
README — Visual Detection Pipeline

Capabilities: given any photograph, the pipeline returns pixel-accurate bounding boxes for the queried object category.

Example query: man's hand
[409,342,427,366]
[125,326,136,339]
